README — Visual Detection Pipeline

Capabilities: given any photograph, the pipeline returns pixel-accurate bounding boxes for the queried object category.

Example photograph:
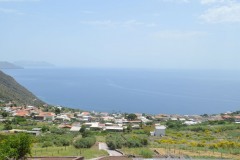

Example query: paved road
[98,142,123,156]
[99,142,108,150]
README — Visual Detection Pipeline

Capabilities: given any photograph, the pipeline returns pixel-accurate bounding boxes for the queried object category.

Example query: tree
[126,114,137,121]
[126,124,132,133]
[1,111,8,118]
[79,125,86,133]
[0,133,32,160]
[41,125,49,132]
[81,130,92,138]
[3,120,12,130]
[55,108,61,115]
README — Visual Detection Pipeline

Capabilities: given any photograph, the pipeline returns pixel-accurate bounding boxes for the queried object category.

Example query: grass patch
[96,135,106,142]
[0,124,4,131]
[153,147,240,159]
[32,145,108,159]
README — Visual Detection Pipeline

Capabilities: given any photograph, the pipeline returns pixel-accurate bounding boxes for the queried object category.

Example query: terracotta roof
[234,116,240,119]
[15,110,29,117]
[39,112,55,117]
[222,115,232,119]
[81,112,90,115]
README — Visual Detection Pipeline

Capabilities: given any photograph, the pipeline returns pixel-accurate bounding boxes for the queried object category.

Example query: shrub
[166,120,186,130]
[132,129,149,135]
[81,130,92,138]
[41,125,49,132]
[50,127,67,135]
[106,134,124,150]
[73,136,96,148]
[126,138,142,148]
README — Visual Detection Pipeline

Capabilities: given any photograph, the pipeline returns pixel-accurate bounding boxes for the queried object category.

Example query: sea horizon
[2,68,240,115]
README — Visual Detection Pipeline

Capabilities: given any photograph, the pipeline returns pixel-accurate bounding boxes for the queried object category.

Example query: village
[0,101,240,159]
[0,101,240,136]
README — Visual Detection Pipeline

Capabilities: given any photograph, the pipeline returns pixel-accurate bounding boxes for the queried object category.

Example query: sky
[0,0,240,69]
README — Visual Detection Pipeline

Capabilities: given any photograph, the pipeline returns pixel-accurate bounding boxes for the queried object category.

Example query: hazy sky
[0,0,240,69]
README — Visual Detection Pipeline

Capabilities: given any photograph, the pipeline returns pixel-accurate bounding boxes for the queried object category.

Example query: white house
[104,126,123,132]
[154,125,166,136]
[184,120,198,125]
[55,114,71,121]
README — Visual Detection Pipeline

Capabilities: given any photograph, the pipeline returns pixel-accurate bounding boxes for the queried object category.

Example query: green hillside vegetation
[0,70,44,106]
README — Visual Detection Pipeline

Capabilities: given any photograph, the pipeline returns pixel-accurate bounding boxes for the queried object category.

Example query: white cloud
[152,30,206,39]
[200,2,240,23]
[0,8,24,15]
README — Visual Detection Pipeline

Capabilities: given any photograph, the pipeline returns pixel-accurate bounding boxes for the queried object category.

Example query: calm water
[2,68,240,114]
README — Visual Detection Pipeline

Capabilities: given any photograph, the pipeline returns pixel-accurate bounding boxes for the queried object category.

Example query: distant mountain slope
[14,61,55,68]
[0,61,23,69]
[0,70,44,106]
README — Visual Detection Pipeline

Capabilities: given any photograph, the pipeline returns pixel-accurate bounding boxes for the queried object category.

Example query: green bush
[166,120,186,130]
[125,134,148,148]
[126,138,142,148]
[106,134,148,149]
[73,136,96,148]
[106,134,124,150]
[50,127,67,135]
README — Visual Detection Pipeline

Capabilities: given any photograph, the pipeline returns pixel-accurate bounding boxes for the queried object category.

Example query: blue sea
[2,68,240,115]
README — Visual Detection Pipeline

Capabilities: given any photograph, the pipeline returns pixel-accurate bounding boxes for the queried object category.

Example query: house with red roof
[13,110,30,117]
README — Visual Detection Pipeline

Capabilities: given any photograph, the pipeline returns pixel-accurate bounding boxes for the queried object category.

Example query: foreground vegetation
[0,133,32,160]
[0,109,240,159]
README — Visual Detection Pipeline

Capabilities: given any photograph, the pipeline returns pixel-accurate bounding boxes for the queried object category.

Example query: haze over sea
[3,68,240,115]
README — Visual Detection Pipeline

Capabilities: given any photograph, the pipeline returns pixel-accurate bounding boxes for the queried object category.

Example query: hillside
[0,70,44,106]
[14,61,55,68]
[0,61,23,69]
